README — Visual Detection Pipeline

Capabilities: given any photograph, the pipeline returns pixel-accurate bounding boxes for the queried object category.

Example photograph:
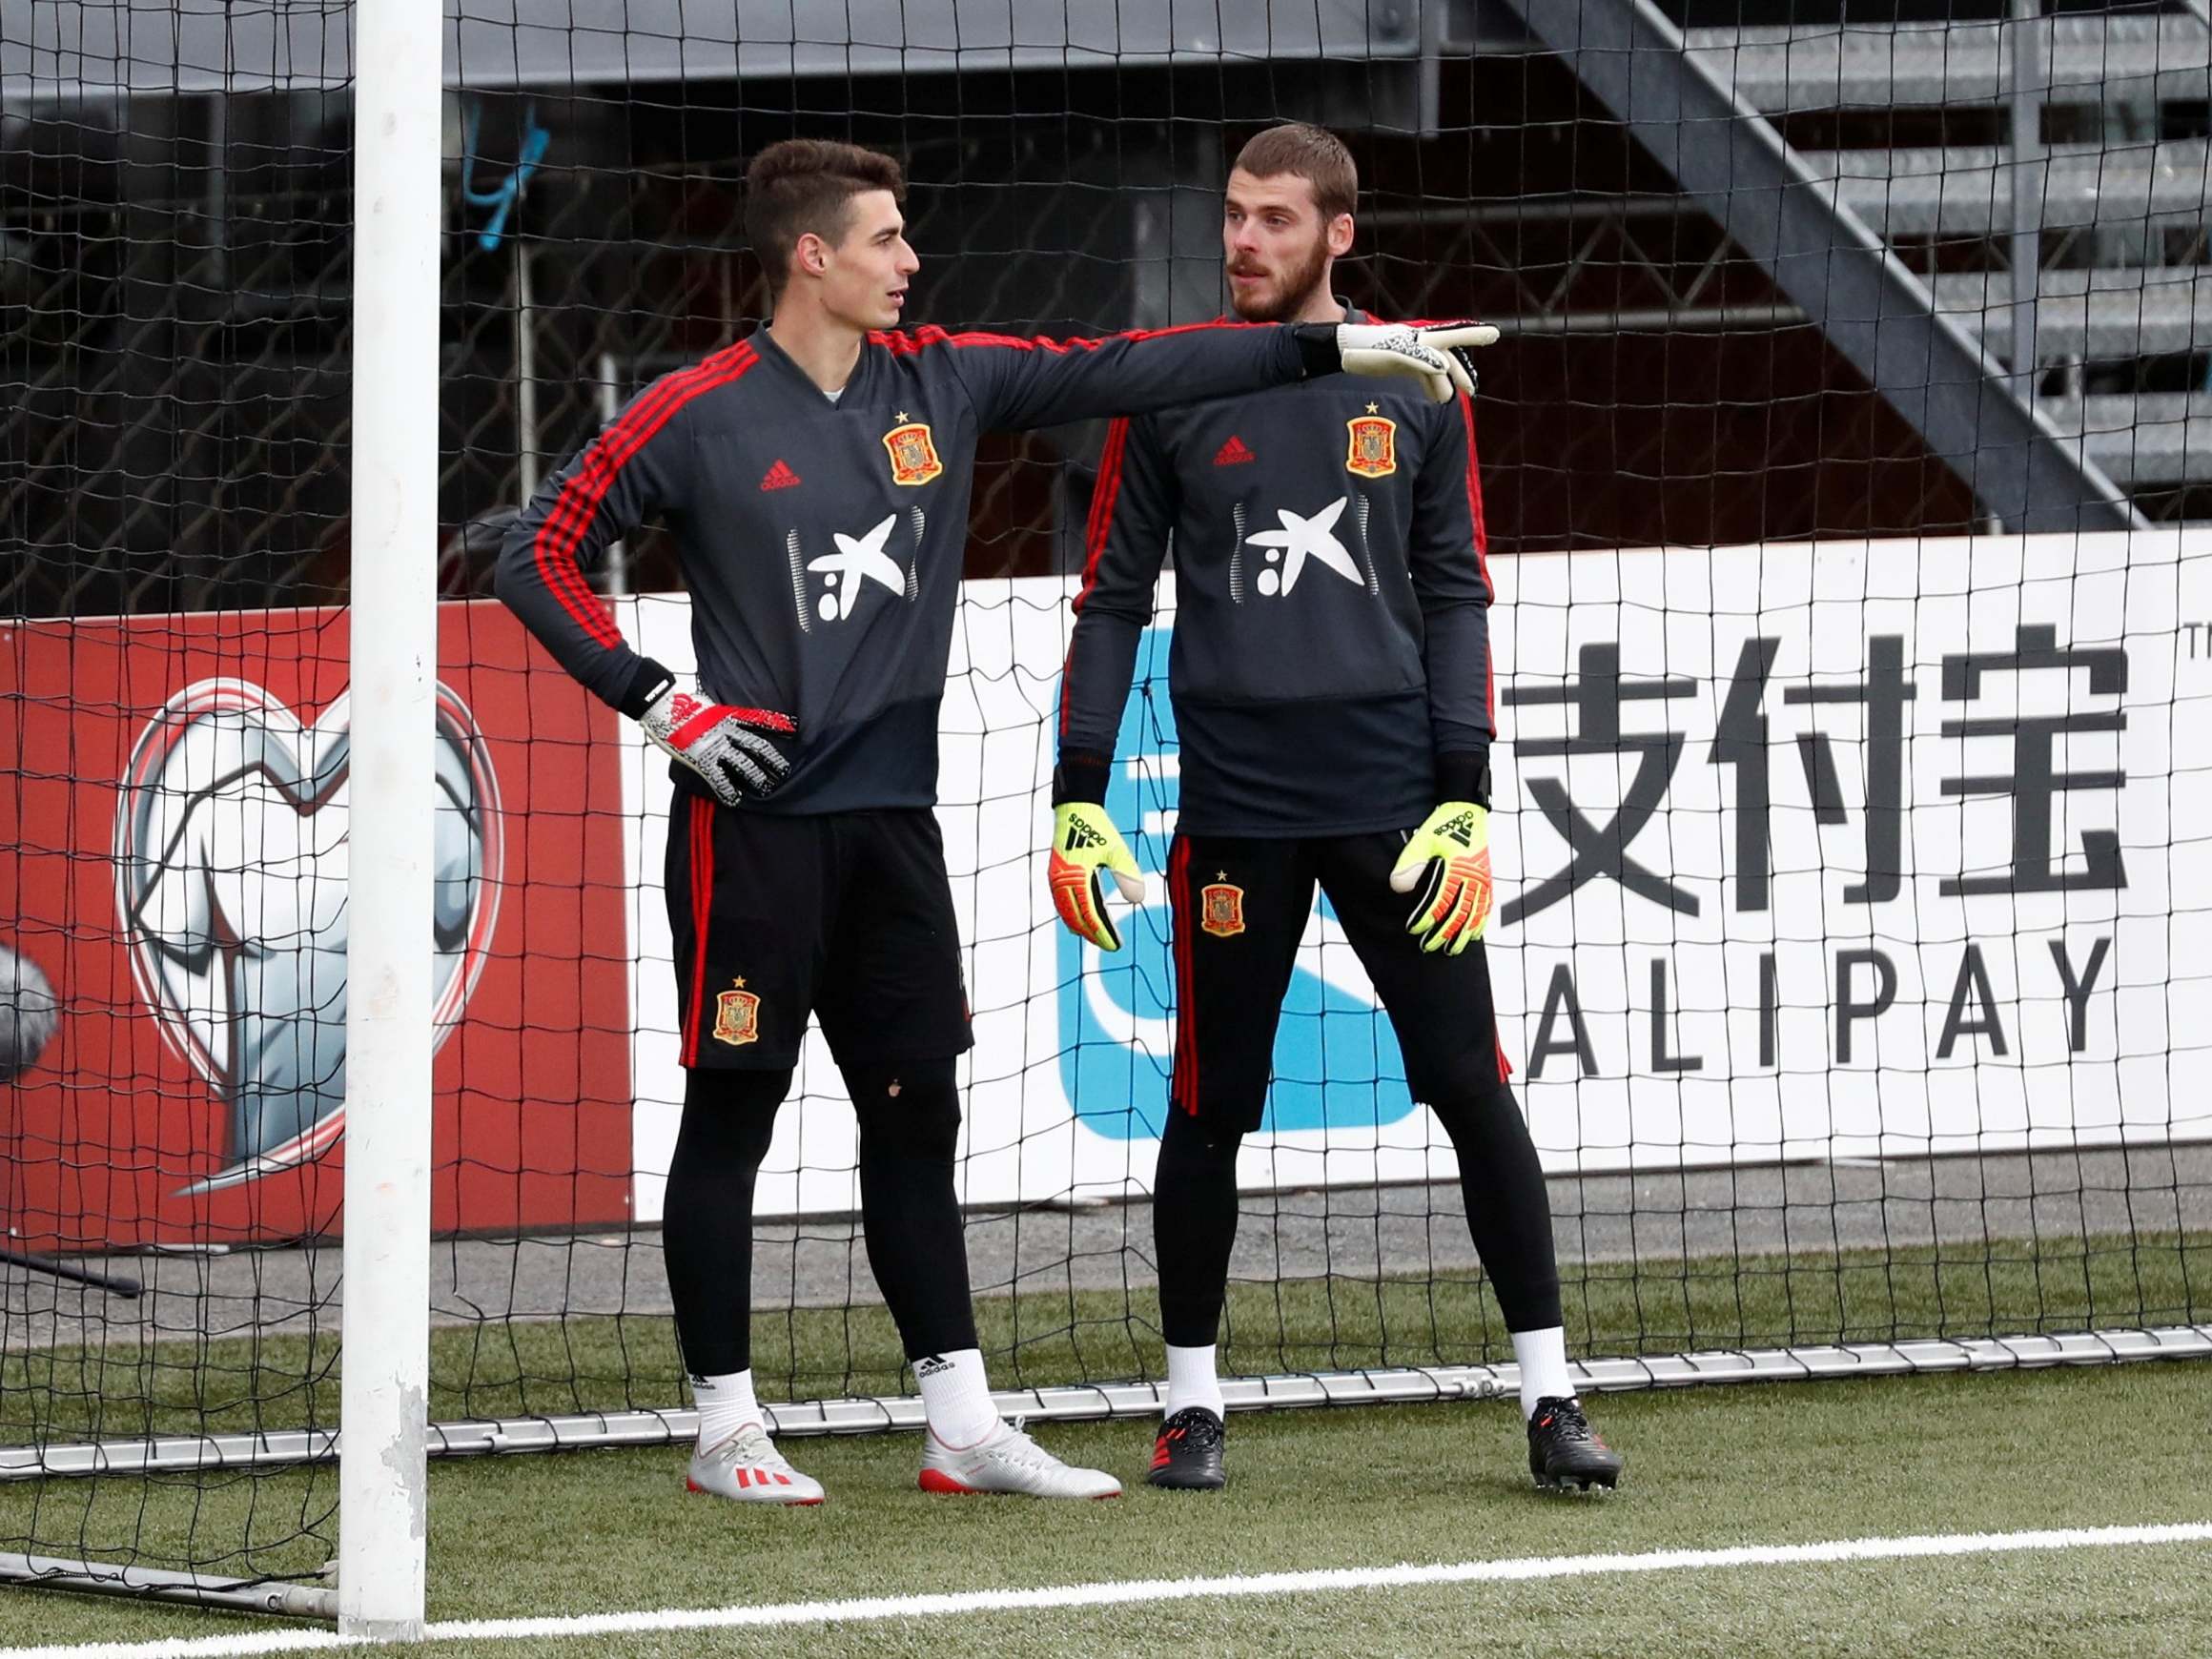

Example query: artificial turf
[2,1356,2207,1656]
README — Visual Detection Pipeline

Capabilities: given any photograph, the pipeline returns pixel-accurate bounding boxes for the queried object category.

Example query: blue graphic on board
[1058,627,1417,1140]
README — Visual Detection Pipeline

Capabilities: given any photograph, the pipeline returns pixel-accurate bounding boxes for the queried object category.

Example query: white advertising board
[620,531,2212,1221]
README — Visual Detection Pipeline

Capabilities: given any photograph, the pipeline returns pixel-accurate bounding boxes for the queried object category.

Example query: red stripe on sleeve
[534,361,707,645]
[1058,419,1132,738]
[541,340,756,625]
[1079,418,1132,591]
[532,341,758,650]
[1459,391,1490,574]
[533,368,696,638]
[1457,390,1496,727]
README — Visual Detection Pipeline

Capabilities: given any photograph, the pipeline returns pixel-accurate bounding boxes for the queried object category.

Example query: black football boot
[1147,1406,1227,1491]
[1527,1396,1624,1493]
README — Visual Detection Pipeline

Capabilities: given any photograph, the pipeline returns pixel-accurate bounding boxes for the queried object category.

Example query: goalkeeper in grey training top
[1051,123,1624,1494]
[495,136,1490,1507]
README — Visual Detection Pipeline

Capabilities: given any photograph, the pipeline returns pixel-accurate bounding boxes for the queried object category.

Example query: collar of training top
[745,320,872,406]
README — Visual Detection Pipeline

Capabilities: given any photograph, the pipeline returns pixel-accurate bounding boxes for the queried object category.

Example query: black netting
[4,0,2207,1603]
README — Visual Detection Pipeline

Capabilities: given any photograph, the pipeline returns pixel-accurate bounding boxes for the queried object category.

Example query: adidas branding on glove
[1437,809,1480,847]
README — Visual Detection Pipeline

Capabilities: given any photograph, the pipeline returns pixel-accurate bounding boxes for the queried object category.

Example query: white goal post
[338,0,442,1637]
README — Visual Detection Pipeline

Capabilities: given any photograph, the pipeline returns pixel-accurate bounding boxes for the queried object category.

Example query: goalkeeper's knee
[1158,1105,1243,1172]
[674,1066,789,1176]
[848,1058,961,1165]
[1424,1079,1533,1161]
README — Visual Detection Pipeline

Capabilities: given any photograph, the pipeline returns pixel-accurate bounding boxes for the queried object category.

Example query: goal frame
[333,0,441,1636]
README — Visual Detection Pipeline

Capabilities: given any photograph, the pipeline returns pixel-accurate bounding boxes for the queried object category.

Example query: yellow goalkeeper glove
[1049,800,1147,952]
[1388,802,1495,954]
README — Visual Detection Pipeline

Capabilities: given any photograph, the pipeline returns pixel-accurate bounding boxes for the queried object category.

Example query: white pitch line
[7,1521,2208,1659]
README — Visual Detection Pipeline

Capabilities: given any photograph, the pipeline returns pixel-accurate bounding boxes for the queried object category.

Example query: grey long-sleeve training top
[1057,309,1495,837]
[496,318,1312,813]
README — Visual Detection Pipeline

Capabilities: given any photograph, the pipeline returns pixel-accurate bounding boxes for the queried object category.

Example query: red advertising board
[0,602,633,1250]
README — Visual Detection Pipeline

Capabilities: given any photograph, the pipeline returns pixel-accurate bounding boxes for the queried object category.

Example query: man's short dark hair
[744,139,907,298]
[1231,123,1357,223]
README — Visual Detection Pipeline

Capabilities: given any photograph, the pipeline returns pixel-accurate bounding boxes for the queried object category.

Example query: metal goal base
[6,1324,2203,1485]
[0,1551,336,1620]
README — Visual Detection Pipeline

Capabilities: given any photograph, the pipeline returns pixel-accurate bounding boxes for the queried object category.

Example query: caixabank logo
[1056,629,1419,1141]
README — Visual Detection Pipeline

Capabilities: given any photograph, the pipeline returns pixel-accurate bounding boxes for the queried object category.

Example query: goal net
[3,0,2208,1623]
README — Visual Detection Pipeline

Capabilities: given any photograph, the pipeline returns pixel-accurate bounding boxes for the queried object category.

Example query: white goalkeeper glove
[629,662,797,808]
[1295,320,1500,404]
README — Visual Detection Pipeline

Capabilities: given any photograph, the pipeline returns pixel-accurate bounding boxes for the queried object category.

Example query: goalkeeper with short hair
[497,136,1489,1506]
[1052,123,1623,1494]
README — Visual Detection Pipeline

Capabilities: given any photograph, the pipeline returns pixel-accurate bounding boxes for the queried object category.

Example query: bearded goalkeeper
[1052,124,1623,1495]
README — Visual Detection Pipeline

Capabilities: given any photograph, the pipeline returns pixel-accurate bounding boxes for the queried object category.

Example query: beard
[1228,236,1332,322]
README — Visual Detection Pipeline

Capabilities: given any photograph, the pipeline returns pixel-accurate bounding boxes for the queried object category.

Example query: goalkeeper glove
[627,660,797,808]
[1293,320,1499,405]
[1048,759,1146,952]
[1389,802,1495,955]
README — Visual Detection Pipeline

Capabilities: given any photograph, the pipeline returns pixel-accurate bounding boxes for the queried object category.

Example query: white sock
[1513,1327,1573,1419]
[690,1368,762,1453]
[1162,1343,1226,1420]
[915,1348,999,1448]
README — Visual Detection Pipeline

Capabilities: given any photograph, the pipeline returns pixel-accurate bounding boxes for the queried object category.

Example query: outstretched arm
[933,319,1497,433]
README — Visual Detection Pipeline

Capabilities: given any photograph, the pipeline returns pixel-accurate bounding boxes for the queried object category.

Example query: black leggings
[664,1060,979,1376]
[1153,1082,1564,1347]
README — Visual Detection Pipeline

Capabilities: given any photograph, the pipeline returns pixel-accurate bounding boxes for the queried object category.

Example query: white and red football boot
[918,1419,1121,1500]
[686,1424,825,1505]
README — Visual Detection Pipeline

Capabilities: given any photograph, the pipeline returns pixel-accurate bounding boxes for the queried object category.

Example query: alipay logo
[1057,628,1418,1140]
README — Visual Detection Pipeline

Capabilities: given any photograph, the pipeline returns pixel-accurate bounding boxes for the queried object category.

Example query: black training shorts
[666,797,973,1071]
[1164,830,1511,1131]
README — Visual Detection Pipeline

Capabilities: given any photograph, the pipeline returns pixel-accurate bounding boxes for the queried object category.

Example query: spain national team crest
[883,420,944,486]
[1199,877,1246,938]
[712,978,762,1047]
[1345,414,1398,479]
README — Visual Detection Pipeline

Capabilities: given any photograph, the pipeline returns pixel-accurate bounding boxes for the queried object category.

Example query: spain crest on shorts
[1345,414,1398,479]
[883,421,944,486]
[1199,878,1246,938]
[712,979,762,1047]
